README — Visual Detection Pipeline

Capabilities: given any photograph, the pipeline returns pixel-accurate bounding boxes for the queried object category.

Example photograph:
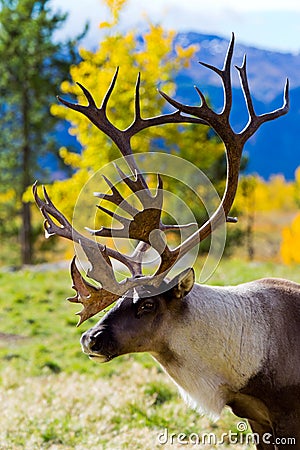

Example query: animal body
[80,270,300,449]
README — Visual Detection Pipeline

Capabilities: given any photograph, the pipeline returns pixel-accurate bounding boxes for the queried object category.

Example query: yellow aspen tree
[46,2,202,214]
[280,167,300,264]
[51,26,198,174]
[281,214,300,264]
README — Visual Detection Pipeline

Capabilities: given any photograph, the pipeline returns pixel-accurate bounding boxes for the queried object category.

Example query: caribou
[34,35,300,449]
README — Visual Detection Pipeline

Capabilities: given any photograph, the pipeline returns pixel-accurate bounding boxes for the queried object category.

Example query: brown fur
[81,273,300,449]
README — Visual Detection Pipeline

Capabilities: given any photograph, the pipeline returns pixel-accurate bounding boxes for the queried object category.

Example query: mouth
[88,353,116,363]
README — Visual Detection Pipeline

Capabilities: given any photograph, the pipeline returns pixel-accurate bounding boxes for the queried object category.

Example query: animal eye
[139,300,155,313]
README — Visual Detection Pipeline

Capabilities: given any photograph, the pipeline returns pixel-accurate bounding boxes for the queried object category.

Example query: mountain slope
[172,33,300,179]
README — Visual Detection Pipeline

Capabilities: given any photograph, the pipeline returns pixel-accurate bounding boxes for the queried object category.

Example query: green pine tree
[0,0,87,265]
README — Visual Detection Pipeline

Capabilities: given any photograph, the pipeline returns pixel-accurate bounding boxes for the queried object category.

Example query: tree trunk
[246,213,255,261]
[20,201,32,265]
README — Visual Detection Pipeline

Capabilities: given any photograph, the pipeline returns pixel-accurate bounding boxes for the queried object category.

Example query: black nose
[80,331,92,353]
[80,329,101,353]
[89,330,105,352]
[81,327,115,356]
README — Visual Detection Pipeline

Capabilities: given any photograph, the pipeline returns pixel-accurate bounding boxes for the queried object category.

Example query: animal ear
[170,268,195,299]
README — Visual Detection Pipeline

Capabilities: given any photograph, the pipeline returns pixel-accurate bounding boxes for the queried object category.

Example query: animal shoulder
[247,277,300,294]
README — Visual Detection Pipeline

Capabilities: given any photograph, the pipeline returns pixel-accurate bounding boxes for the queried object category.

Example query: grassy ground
[0,259,299,449]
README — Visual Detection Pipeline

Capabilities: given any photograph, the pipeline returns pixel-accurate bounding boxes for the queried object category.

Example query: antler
[33,182,165,325]
[156,33,289,271]
[58,67,205,181]
[34,34,289,324]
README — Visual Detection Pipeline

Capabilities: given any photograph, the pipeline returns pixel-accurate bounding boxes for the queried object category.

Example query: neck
[152,283,269,417]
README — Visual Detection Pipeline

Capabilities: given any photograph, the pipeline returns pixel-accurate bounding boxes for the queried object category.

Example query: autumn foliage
[281,168,300,264]
[13,1,300,265]
[231,173,299,262]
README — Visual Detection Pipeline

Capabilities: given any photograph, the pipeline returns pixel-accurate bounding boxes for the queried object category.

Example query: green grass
[207,257,300,285]
[0,258,299,449]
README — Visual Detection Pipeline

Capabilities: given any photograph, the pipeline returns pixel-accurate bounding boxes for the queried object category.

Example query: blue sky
[51,0,300,54]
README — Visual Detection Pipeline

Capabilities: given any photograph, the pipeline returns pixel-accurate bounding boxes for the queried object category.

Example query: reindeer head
[33,34,289,341]
[80,268,195,362]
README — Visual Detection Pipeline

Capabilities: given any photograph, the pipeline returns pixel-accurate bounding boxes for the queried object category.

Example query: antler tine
[114,163,146,193]
[199,31,235,117]
[128,70,208,135]
[114,164,163,209]
[200,33,235,118]
[235,55,255,120]
[33,181,74,239]
[236,58,290,142]
[76,82,97,108]
[134,72,142,121]
[57,82,97,116]
[101,66,119,112]
[67,256,124,326]
[94,175,140,217]
[194,85,210,109]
